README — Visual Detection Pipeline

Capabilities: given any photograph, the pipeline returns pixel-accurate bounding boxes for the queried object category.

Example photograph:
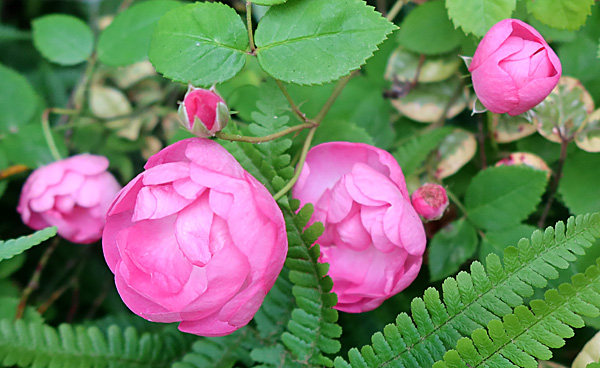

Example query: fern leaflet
[0,227,57,261]
[333,213,600,368]
[171,329,253,368]
[0,320,192,368]
[433,258,600,367]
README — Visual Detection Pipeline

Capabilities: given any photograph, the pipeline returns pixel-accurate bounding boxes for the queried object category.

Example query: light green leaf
[0,227,57,262]
[446,0,516,37]
[465,165,547,231]
[559,149,600,215]
[97,0,183,67]
[252,0,287,5]
[399,0,464,55]
[149,2,249,86]
[479,224,537,261]
[428,219,478,281]
[32,14,94,65]
[0,64,38,134]
[254,0,395,85]
[527,0,594,31]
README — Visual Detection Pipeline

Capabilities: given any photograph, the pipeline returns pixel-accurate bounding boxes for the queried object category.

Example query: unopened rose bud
[411,183,448,221]
[178,85,229,137]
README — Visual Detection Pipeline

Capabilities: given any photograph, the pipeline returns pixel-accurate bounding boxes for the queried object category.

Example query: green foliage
[0,227,57,262]
[333,213,600,368]
[172,330,253,368]
[480,224,537,261]
[559,149,600,215]
[0,64,38,133]
[97,0,183,67]
[254,0,395,85]
[393,127,453,177]
[398,0,464,55]
[252,0,287,5]
[0,320,192,368]
[465,166,548,231]
[32,14,93,65]
[429,219,478,282]
[2,124,68,167]
[149,2,249,86]
[527,0,594,31]
[433,258,600,367]
[446,0,516,37]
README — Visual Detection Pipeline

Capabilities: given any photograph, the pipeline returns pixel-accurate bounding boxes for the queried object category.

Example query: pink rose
[292,142,426,313]
[411,183,449,221]
[178,86,229,137]
[102,138,287,336]
[17,154,121,244]
[469,19,561,116]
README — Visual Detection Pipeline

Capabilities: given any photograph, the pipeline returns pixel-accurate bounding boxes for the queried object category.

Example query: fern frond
[334,213,600,368]
[278,200,342,367]
[0,320,192,368]
[254,270,295,341]
[0,227,57,261]
[433,258,600,368]
[171,329,253,368]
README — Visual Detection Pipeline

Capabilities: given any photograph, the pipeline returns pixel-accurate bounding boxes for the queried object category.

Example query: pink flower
[178,86,229,137]
[411,183,449,221]
[469,19,561,116]
[17,154,121,244]
[102,138,287,336]
[292,142,426,313]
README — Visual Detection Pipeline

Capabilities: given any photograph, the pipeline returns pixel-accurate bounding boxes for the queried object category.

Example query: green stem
[215,122,316,143]
[386,0,406,21]
[314,73,354,124]
[274,79,312,124]
[445,188,468,217]
[41,109,64,161]
[246,1,256,54]
[273,126,317,201]
[537,137,569,228]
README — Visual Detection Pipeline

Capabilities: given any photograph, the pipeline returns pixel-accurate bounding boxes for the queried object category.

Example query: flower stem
[386,0,406,21]
[215,122,316,143]
[537,137,569,228]
[16,237,59,320]
[41,109,64,162]
[314,72,354,124]
[273,126,317,201]
[274,79,313,124]
[246,1,256,54]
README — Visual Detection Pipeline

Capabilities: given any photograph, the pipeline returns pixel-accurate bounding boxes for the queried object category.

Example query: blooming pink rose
[17,154,121,244]
[292,142,426,313]
[411,183,448,221]
[469,19,561,116]
[102,138,287,336]
[178,86,229,137]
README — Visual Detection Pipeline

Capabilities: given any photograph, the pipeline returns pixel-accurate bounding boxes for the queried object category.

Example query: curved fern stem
[334,213,600,368]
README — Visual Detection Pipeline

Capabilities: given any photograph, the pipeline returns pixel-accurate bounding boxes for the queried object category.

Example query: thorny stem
[246,2,256,54]
[477,114,487,169]
[386,0,406,21]
[273,127,317,201]
[37,260,86,315]
[16,237,59,320]
[537,137,569,228]
[274,79,313,124]
[215,122,316,143]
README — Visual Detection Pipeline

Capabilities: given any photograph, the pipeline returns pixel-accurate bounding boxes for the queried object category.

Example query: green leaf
[312,120,374,146]
[97,0,183,67]
[559,149,600,215]
[254,0,395,85]
[429,219,478,281]
[527,0,594,31]
[0,227,57,262]
[252,0,287,5]
[32,14,94,65]
[446,0,516,37]
[149,2,249,86]
[398,0,464,55]
[393,127,453,177]
[0,64,38,134]
[2,124,68,167]
[465,166,547,231]
[479,224,537,261]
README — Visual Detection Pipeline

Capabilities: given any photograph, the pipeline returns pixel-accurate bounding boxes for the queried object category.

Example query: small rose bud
[178,85,229,137]
[411,183,448,221]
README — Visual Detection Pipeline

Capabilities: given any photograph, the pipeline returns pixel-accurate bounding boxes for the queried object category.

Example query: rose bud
[469,19,561,116]
[17,154,121,244]
[178,85,229,137]
[411,183,449,221]
[102,138,287,336]
[293,142,426,313]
